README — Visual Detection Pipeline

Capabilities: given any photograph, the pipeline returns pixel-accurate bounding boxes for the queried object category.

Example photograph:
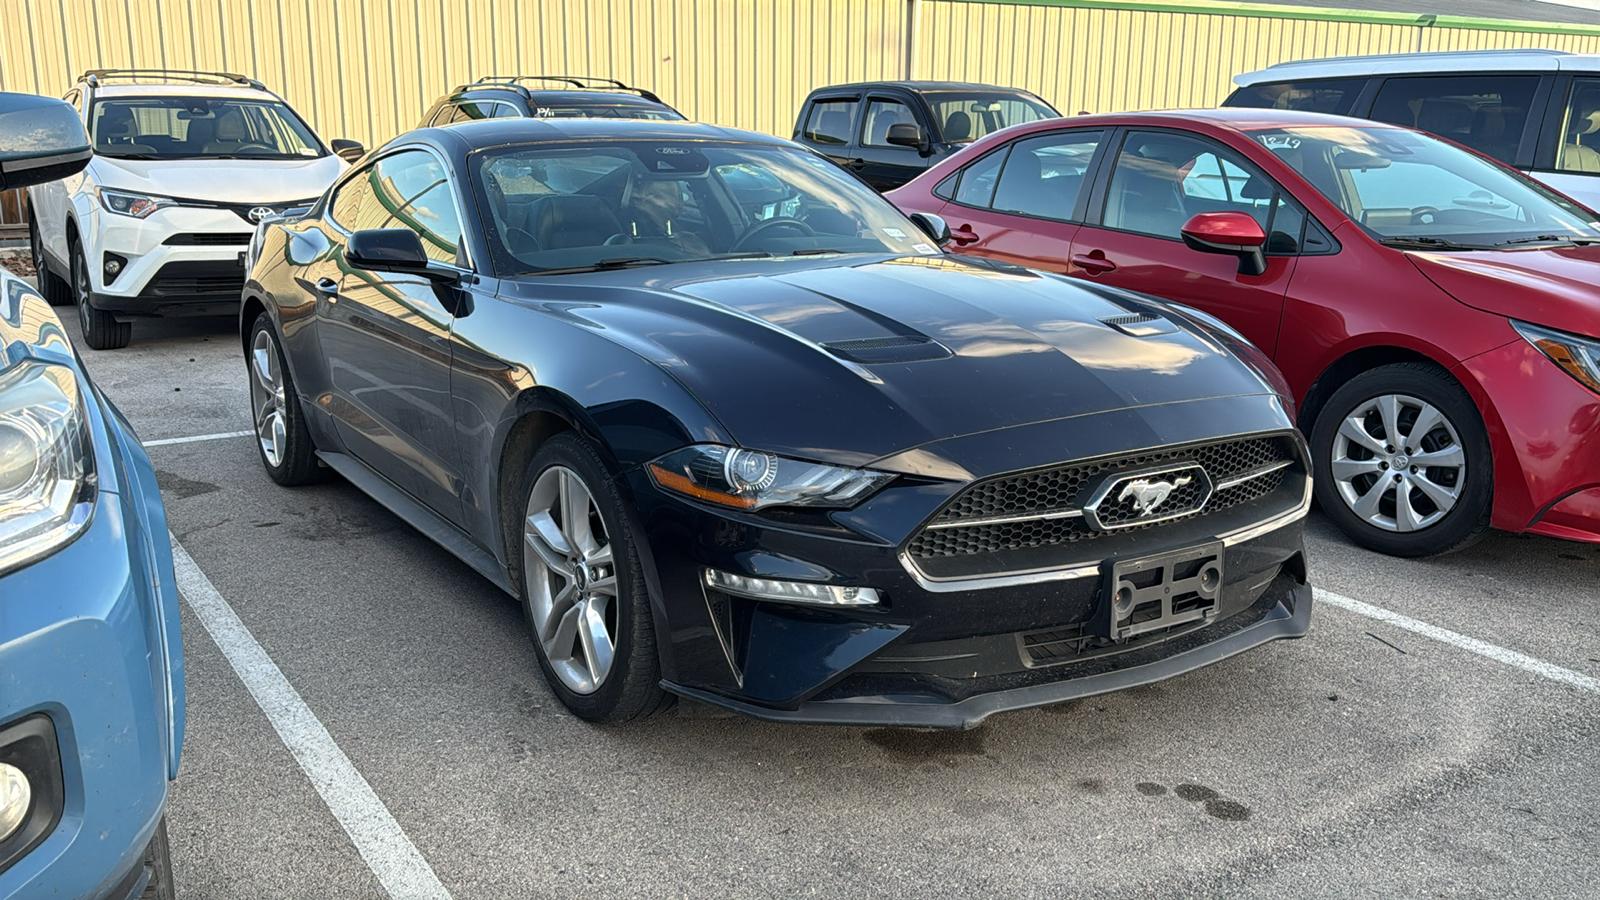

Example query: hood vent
[822,335,951,364]
[1099,311,1179,337]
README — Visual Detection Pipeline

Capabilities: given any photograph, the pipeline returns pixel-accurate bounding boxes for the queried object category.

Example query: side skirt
[316,450,515,596]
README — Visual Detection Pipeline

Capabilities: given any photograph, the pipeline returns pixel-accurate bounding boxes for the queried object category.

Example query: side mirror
[0,93,90,191]
[331,139,366,163]
[345,229,456,282]
[907,212,950,246]
[886,123,931,155]
[1181,211,1268,277]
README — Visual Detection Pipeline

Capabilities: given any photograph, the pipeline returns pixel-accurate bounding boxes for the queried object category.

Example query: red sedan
[888,109,1600,557]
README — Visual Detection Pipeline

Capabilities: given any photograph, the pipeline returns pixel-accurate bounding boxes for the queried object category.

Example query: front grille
[164,232,251,245]
[141,260,246,298]
[906,433,1303,574]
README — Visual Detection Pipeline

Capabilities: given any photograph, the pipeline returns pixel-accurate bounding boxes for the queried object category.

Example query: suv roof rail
[464,74,664,104]
[81,69,267,90]
[1261,47,1576,70]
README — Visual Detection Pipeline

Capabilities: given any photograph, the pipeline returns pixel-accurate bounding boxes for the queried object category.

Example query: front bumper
[0,392,183,898]
[1457,340,1600,542]
[84,204,252,315]
[627,418,1312,729]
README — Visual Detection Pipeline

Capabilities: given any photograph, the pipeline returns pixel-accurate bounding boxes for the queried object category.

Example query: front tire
[247,312,323,485]
[1311,362,1492,557]
[517,432,668,723]
[73,241,131,350]
[138,816,176,900]
[29,215,72,307]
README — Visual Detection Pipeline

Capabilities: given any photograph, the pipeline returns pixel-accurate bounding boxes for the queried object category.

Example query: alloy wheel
[1330,392,1466,533]
[249,329,289,468]
[522,465,618,695]
[74,249,91,329]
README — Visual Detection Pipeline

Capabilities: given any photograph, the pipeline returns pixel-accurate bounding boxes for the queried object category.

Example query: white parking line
[170,538,454,900]
[1315,588,1600,695]
[143,430,254,448]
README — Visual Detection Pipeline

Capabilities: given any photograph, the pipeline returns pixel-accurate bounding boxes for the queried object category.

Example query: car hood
[88,153,344,203]
[1407,246,1600,337]
[501,255,1285,467]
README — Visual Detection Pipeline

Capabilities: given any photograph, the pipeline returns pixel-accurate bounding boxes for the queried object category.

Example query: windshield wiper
[1376,236,1484,251]
[1497,234,1600,247]
[790,248,849,256]
[96,152,161,160]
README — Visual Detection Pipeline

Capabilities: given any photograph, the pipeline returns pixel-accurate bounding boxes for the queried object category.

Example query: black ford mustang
[240,118,1313,728]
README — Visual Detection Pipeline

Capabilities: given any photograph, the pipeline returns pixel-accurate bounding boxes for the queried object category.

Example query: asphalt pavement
[58,309,1600,899]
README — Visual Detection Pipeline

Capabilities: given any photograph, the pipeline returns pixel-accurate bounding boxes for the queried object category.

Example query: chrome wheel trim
[1331,392,1466,533]
[73,251,90,331]
[522,465,618,695]
[249,329,288,468]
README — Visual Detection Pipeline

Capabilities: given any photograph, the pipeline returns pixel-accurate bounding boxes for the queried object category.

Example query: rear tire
[247,312,323,486]
[29,216,72,307]
[517,432,669,723]
[73,241,131,350]
[138,816,176,900]
[1311,362,1493,557]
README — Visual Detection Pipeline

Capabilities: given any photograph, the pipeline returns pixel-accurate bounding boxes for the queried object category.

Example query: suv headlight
[647,444,893,511]
[1514,320,1600,395]
[0,362,96,575]
[96,187,175,219]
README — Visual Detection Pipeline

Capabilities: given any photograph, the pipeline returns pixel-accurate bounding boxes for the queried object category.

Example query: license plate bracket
[1094,542,1225,642]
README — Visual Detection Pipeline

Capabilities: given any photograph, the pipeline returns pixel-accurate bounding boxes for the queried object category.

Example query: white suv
[27,70,361,349]
[1226,49,1600,214]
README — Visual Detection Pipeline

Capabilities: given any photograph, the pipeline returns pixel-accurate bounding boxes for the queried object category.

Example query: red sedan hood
[1407,246,1600,336]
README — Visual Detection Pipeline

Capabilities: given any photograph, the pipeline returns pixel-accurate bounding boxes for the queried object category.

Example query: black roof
[806,80,1042,95]
[405,117,792,155]
[458,87,669,108]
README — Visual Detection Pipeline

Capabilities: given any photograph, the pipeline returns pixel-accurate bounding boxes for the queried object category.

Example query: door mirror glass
[1181,212,1267,276]
[0,93,90,192]
[907,211,951,245]
[331,138,365,162]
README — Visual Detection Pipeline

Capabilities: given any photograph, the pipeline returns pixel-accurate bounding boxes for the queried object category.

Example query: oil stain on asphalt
[1137,781,1252,821]
[863,726,987,763]
[155,470,220,500]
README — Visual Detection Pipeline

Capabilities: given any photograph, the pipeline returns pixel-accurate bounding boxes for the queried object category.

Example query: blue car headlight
[0,361,95,575]
[647,444,893,511]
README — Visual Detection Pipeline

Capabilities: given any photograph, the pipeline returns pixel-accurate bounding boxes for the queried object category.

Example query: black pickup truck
[792,80,1059,190]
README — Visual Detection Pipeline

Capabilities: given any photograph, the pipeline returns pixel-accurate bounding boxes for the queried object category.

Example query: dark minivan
[792,80,1059,190]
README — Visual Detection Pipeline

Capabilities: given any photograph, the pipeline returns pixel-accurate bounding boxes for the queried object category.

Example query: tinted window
[923,92,1057,143]
[1368,75,1538,164]
[1102,131,1304,251]
[951,147,1007,207]
[990,131,1101,221]
[328,165,375,230]
[801,99,858,145]
[862,98,917,149]
[339,150,463,264]
[933,170,959,200]
[1556,77,1600,173]
[1224,78,1365,115]
[89,96,323,159]
[451,101,499,122]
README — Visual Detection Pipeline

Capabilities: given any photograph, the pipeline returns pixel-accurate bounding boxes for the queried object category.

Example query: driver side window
[334,151,464,265]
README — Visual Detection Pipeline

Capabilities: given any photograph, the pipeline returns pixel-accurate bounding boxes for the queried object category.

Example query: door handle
[315,277,339,296]
[949,225,980,246]
[846,158,868,169]
[1070,251,1117,275]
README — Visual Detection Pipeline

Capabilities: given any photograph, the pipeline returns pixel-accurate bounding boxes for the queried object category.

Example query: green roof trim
[942,0,1600,38]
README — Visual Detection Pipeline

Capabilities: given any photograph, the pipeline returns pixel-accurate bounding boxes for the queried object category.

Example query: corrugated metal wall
[6,0,1600,149]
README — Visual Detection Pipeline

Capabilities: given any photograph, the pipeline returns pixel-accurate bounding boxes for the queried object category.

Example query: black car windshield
[532,103,684,121]
[91,96,326,160]
[923,92,1059,143]
[471,142,945,274]
[1250,125,1600,248]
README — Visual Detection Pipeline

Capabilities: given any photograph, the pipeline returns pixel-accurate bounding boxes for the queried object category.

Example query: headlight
[96,187,175,218]
[1514,320,1600,395]
[0,361,96,575]
[646,444,893,510]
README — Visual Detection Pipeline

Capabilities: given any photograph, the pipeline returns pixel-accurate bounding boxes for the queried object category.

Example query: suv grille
[906,434,1302,576]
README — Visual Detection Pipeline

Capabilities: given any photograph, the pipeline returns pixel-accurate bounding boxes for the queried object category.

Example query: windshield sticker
[882,227,907,239]
[1259,134,1300,150]
[912,242,937,254]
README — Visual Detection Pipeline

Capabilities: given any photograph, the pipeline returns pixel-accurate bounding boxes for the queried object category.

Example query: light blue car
[0,92,183,900]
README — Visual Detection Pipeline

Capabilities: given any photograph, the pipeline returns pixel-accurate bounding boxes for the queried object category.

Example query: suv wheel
[517,432,669,723]
[73,241,131,350]
[1311,362,1493,557]
[138,816,176,900]
[29,216,72,306]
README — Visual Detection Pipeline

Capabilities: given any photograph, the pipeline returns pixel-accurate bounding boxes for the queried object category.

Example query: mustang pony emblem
[1118,476,1193,516]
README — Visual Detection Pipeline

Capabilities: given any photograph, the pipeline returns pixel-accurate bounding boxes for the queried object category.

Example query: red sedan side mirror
[1181,211,1268,277]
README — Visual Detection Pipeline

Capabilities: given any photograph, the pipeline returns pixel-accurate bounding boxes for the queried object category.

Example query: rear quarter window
[1224,78,1365,115]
